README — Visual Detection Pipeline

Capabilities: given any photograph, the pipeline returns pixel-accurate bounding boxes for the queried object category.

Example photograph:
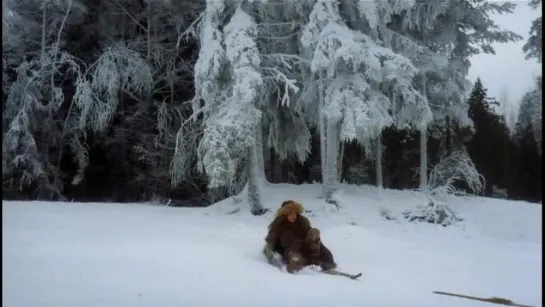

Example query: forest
[2,0,542,213]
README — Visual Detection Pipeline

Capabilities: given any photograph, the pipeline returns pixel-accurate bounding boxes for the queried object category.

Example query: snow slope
[2,183,542,307]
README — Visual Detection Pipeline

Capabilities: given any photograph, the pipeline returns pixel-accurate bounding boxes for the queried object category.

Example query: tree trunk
[255,117,266,184]
[318,72,327,191]
[248,131,265,215]
[419,75,428,192]
[419,125,428,192]
[324,119,340,206]
[376,133,383,190]
[445,115,452,155]
[338,141,345,182]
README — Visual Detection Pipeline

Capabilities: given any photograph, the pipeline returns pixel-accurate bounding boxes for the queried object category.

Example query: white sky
[468,1,542,107]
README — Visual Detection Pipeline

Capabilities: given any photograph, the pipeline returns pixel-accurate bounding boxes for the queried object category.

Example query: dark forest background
[3,0,542,206]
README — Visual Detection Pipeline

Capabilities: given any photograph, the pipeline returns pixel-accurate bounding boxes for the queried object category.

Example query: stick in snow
[433,291,535,307]
[322,269,362,280]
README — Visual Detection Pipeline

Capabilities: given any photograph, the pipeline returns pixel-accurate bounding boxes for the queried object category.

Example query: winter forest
[2,0,542,213]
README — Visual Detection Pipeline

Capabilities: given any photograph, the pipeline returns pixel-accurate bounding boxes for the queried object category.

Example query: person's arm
[263,218,281,261]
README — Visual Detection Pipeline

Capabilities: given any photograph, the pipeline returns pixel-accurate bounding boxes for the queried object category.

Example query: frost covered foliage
[2,47,87,199]
[250,1,314,169]
[517,76,542,154]
[428,147,485,197]
[402,199,464,227]
[523,0,542,63]
[192,0,228,113]
[267,108,312,162]
[2,4,39,70]
[344,161,369,185]
[75,46,152,132]
[298,0,432,202]
[301,1,427,140]
[193,4,263,191]
[393,0,520,134]
[2,69,47,194]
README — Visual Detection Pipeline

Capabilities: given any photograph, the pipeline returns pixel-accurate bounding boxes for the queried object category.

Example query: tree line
[2,0,541,211]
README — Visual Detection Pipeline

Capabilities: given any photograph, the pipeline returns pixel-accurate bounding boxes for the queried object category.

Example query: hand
[263,243,274,261]
[319,261,337,271]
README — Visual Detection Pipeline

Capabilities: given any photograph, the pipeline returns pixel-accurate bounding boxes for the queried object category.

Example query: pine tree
[523,0,542,63]
[466,78,511,196]
[511,120,542,202]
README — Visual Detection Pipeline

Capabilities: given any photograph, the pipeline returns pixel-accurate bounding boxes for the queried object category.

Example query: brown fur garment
[288,228,337,271]
[265,200,311,257]
[264,200,337,272]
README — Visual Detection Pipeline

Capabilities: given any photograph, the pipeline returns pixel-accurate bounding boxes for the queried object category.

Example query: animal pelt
[265,200,311,257]
[264,200,337,272]
[275,200,305,218]
[288,228,337,272]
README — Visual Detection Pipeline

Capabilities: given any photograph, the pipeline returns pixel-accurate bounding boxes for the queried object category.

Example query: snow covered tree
[465,78,510,195]
[523,0,542,63]
[2,0,91,199]
[392,0,521,193]
[252,1,313,182]
[299,1,427,202]
[511,84,542,201]
[516,76,542,155]
[191,1,266,215]
[520,0,542,156]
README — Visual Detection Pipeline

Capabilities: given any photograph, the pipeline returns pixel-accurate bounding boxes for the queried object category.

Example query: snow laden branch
[2,73,47,190]
[3,48,87,195]
[171,0,227,188]
[517,76,542,154]
[75,45,152,133]
[261,65,299,107]
[192,0,228,115]
[197,104,260,187]
[428,147,485,197]
[221,7,265,214]
[325,75,391,143]
[193,4,265,215]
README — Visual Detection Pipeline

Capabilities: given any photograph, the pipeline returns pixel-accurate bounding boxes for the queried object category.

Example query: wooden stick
[433,291,535,307]
[322,268,362,279]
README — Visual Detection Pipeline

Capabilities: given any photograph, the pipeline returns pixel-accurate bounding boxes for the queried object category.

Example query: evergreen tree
[511,75,543,202]
[511,120,542,202]
[523,0,542,63]
[465,78,511,196]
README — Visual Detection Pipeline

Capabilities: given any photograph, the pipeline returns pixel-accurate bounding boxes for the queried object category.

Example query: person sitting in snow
[262,200,337,273]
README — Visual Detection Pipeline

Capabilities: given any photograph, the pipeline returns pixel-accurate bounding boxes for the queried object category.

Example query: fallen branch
[433,291,535,307]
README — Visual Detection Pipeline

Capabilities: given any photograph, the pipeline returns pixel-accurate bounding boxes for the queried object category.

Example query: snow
[3,183,541,307]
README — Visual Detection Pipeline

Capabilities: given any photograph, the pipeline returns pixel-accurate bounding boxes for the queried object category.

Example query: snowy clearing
[2,184,542,307]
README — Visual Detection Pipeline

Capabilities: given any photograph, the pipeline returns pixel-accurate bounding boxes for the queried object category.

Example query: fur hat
[275,200,304,218]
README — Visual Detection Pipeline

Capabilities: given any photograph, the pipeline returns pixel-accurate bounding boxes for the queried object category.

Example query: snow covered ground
[2,183,542,307]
